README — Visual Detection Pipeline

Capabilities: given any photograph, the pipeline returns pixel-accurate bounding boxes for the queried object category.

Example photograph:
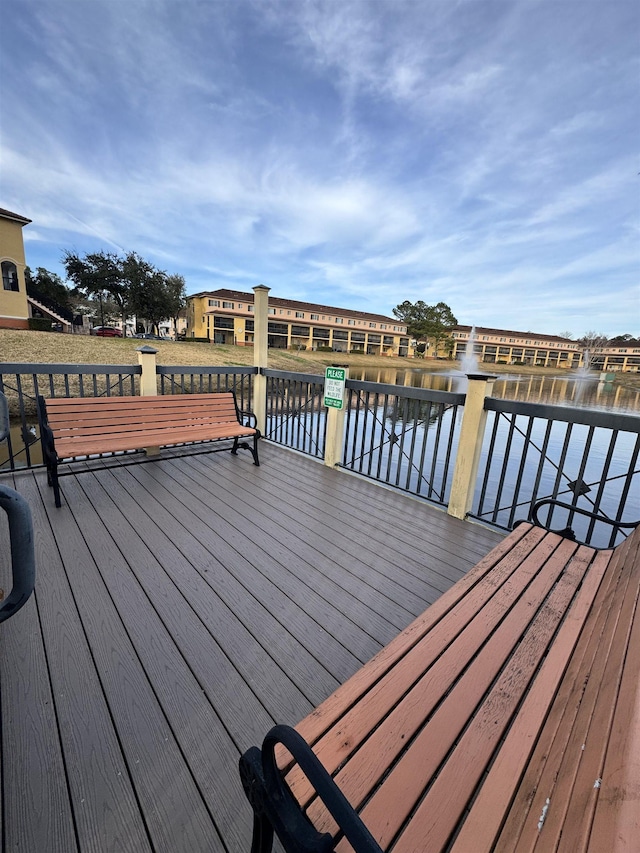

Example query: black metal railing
[157,366,256,412]
[472,398,640,547]
[0,363,142,470]
[342,380,465,506]
[264,370,326,458]
[1,360,638,547]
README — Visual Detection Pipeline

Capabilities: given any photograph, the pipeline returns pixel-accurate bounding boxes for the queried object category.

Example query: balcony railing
[342,379,464,506]
[472,398,640,548]
[1,360,638,547]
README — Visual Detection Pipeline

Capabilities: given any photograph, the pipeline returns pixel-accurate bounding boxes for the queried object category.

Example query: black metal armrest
[523,498,639,544]
[240,724,383,853]
[239,409,258,429]
[0,485,35,623]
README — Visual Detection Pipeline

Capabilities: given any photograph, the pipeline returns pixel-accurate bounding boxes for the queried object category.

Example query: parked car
[136,333,171,341]
[92,326,123,337]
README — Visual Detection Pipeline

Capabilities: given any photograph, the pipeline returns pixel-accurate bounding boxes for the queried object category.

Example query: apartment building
[451,326,640,372]
[186,289,410,356]
[0,207,31,329]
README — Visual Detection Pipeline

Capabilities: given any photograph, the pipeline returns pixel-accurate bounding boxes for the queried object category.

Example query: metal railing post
[447,374,497,519]
[253,285,270,435]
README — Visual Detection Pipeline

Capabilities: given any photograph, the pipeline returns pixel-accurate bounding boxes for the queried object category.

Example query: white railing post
[447,373,496,520]
[252,285,270,435]
[137,346,158,396]
[136,345,159,455]
[324,367,349,468]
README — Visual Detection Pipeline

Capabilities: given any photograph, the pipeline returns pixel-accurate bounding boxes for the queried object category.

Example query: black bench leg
[239,748,275,853]
[51,462,62,508]
[231,436,261,467]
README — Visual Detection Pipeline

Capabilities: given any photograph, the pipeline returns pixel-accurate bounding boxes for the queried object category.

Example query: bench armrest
[527,498,639,546]
[240,724,382,853]
[36,396,57,465]
[238,409,258,429]
[0,485,36,623]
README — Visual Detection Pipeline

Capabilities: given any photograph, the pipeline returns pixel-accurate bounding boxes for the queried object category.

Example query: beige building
[186,289,410,356]
[451,325,640,373]
[0,207,31,330]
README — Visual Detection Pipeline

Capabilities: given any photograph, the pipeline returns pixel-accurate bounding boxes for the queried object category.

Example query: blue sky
[2,0,638,337]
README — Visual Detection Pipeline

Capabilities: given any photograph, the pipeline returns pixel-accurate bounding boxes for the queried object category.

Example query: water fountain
[459,326,480,375]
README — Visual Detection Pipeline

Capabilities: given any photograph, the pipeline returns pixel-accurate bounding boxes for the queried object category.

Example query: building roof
[454,324,575,344]
[0,207,32,225]
[189,288,404,326]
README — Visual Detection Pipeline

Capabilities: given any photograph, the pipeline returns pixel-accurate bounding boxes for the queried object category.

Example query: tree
[25,266,74,312]
[609,333,634,343]
[577,330,609,368]
[578,331,609,350]
[393,300,458,354]
[63,250,130,332]
[62,249,187,335]
[164,274,187,337]
[557,330,574,340]
[124,252,167,333]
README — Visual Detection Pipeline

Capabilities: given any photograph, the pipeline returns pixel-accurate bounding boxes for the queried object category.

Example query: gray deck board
[0,441,504,852]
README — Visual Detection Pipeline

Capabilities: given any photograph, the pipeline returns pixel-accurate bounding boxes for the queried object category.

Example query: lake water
[348,367,640,414]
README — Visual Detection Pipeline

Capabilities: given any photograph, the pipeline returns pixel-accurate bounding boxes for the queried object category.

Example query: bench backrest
[42,392,242,440]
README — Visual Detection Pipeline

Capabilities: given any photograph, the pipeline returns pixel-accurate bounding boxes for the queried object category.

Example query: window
[208,299,220,307]
[335,317,344,324]
[2,261,19,291]
[348,319,355,325]
[268,308,276,315]
[248,305,254,312]
[222,301,234,309]
[380,324,387,330]
[295,311,304,318]
[310,313,319,320]
[214,316,234,329]
[369,322,376,328]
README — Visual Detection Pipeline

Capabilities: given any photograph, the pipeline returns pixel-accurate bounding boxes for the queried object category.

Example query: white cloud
[1,0,638,337]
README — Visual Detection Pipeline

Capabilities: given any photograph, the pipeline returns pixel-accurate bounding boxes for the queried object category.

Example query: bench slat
[325,539,593,849]
[391,545,612,853]
[284,527,556,809]
[589,533,640,852]
[448,547,613,853]
[284,525,542,758]
[494,533,640,852]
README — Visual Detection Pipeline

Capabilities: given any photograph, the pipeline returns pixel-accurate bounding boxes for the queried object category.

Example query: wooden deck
[0,442,503,853]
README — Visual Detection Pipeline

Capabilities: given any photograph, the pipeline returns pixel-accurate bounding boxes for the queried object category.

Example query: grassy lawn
[1,329,638,387]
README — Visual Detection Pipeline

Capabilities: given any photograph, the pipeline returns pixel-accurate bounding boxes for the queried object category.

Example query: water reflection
[348,367,640,413]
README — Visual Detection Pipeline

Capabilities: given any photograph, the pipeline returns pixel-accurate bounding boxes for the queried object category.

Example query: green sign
[324,366,346,409]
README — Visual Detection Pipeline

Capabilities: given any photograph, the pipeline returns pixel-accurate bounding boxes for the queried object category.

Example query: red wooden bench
[240,520,640,852]
[37,392,260,507]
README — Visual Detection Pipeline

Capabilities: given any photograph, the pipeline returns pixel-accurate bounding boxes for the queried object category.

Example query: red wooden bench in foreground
[240,519,640,852]
[37,392,260,507]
